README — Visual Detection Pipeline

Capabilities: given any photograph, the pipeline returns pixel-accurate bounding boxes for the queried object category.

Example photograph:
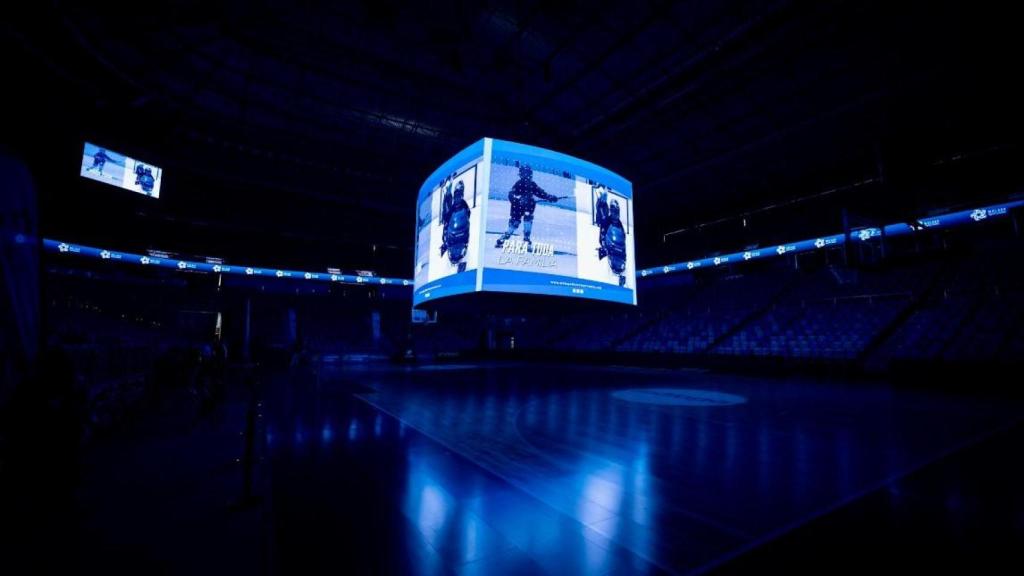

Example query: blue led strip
[639,200,1024,278]
[41,200,1022,289]
[43,238,413,288]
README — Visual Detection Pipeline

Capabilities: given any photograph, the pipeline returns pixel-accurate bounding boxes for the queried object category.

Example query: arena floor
[265,362,1024,574]
[13,361,1021,574]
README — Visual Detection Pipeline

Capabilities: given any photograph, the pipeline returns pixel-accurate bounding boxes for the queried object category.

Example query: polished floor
[268,362,1024,575]
[6,362,1023,574]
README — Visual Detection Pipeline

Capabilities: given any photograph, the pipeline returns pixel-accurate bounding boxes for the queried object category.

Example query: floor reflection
[266,363,1023,574]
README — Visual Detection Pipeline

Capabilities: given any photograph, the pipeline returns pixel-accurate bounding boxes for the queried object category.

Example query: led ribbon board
[43,239,411,287]
[639,200,1024,278]
[41,200,1019,289]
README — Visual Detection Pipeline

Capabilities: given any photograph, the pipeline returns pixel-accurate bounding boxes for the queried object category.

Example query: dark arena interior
[3,2,1024,574]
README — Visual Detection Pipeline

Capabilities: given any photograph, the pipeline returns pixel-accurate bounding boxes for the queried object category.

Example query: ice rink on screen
[484,164,578,276]
[80,143,126,188]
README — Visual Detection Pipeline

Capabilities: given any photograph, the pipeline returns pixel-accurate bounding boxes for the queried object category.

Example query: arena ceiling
[5,1,1022,271]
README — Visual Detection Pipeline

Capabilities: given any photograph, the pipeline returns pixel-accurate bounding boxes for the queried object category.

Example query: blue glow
[417,139,487,204]
[42,238,413,287]
[612,388,747,407]
[42,199,1021,290]
[639,199,1024,278]
[80,141,163,198]
[414,137,637,306]
[491,139,632,198]
[479,268,636,304]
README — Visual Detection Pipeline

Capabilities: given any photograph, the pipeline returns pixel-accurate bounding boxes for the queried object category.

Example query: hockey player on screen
[598,199,628,286]
[440,176,454,226]
[595,186,610,255]
[439,175,454,256]
[495,164,565,249]
[88,148,110,175]
[441,181,471,272]
[139,167,156,194]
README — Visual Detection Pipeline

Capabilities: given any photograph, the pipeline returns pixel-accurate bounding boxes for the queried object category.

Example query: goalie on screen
[439,179,471,273]
[596,190,628,287]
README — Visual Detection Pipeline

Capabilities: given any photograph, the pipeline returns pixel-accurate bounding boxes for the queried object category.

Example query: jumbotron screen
[80,142,163,198]
[413,138,635,306]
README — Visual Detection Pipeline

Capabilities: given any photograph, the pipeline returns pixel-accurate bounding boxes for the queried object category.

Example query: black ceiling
[5,0,1023,272]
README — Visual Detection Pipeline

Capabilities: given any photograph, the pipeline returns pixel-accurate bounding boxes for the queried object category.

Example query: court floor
[265,362,1024,574]
[13,361,1020,574]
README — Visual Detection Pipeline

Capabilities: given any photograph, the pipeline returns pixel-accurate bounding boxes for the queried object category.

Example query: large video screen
[413,138,635,306]
[79,142,163,198]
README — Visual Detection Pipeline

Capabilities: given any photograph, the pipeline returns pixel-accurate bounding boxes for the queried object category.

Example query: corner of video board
[79,141,163,198]
[413,138,635,307]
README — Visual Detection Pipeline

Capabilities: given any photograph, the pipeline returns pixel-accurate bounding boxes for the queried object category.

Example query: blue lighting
[80,141,164,198]
[41,199,1021,288]
[42,238,413,288]
[612,388,747,406]
[639,199,1024,278]
[413,137,637,306]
